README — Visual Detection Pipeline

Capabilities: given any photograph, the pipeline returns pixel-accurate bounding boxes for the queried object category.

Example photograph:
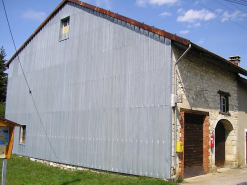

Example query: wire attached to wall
[1,0,59,161]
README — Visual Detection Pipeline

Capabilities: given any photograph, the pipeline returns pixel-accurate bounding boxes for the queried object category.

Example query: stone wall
[172,46,239,176]
[237,80,247,166]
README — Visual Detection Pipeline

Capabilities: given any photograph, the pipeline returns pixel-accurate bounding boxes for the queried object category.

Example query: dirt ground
[180,167,247,185]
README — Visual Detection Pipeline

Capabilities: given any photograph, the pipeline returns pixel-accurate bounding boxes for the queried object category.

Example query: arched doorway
[215,119,233,167]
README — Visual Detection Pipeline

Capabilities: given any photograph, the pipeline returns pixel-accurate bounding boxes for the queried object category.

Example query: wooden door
[184,114,204,167]
[215,122,225,167]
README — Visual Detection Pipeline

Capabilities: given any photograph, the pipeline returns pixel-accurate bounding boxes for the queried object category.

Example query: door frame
[245,129,247,164]
[213,119,234,167]
[214,121,226,167]
[179,108,210,177]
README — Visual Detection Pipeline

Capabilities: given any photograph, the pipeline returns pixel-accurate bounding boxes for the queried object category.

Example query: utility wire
[216,0,238,12]
[226,0,247,14]
[192,0,247,30]
[226,0,247,6]
[215,0,247,20]
[1,0,59,161]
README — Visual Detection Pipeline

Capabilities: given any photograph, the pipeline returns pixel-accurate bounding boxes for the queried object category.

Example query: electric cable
[216,0,238,12]
[191,0,247,30]
[1,0,59,161]
[226,0,247,6]
[215,0,247,20]
[226,0,247,14]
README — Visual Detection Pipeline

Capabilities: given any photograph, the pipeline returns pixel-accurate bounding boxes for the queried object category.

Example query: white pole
[1,158,7,185]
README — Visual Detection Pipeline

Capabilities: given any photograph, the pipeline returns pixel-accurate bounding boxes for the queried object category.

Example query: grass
[0,155,177,185]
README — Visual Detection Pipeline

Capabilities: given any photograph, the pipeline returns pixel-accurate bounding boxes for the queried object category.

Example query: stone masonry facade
[172,46,239,177]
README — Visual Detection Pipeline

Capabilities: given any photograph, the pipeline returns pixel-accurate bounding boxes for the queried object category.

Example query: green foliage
[0,155,177,185]
[0,102,5,118]
[0,46,8,103]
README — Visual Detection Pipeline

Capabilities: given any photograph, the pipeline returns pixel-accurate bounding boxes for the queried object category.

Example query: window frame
[59,16,70,41]
[218,90,230,115]
[19,125,26,145]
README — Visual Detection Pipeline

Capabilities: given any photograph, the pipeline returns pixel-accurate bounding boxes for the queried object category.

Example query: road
[180,167,247,185]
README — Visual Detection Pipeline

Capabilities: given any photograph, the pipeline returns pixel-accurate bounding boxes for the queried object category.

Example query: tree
[0,46,8,103]
[0,47,8,118]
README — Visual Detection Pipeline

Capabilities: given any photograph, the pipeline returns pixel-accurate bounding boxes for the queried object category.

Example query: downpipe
[172,44,191,173]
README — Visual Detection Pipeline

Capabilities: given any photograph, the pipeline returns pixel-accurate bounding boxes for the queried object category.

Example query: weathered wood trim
[180,108,209,116]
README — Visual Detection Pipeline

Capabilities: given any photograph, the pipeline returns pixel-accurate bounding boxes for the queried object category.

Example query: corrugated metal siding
[6,2,172,179]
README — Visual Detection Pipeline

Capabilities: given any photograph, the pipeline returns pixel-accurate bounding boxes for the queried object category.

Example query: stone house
[237,76,247,166]
[4,0,247,179]
[173,46,247,177]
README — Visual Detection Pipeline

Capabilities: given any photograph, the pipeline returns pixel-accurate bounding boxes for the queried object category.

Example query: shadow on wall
[238,80,247,114]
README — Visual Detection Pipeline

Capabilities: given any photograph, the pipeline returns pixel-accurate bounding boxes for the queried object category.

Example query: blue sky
[1,0,247,70]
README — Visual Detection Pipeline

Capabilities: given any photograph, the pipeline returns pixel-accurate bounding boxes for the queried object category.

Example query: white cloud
[179,30,190,34]
[194,22,201,27]
[194,0,208,5]
[22,10,46,21]
[240,13,247,18]
[136,0,178,7]
[221,10,246,22]
[187,22,201,28]
[177,8,216,23]
[136,0,147,7]
[96,0,111,9]
[177,8,184,14]
[197,39,205,45]
[160,12,172,17]
[215,9,223,14]
[149,0,178,6]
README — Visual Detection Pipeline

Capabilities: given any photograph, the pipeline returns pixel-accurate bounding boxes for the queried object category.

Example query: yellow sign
[176,141,183,153]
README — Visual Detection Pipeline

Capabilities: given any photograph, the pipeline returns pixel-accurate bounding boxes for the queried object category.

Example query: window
[19,125,26,144]
[218,90,230,115]
[59,16,70,41]
[221,96,227,112]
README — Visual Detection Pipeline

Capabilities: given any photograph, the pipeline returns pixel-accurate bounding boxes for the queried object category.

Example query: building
[5,0,247,179]
[237,76,247,166]
[173,47,247,177]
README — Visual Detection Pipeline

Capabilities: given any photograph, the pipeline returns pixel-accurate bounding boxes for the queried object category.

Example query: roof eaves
[5,0,67,67]
[5,0,190,67]
[69,0,190,45]
[0,118,21,127]
[237,75,247,84]
[191,42,247,76]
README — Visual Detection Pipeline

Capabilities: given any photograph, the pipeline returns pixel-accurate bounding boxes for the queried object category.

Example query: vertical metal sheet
[6,2,172,179]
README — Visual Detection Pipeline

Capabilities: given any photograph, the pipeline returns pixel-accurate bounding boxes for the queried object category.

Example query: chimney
[229,55,241,66]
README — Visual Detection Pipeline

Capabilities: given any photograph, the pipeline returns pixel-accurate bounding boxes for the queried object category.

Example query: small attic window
[59,16,70,41]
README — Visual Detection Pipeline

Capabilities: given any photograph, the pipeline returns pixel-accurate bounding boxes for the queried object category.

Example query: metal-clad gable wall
[6,2,172,179]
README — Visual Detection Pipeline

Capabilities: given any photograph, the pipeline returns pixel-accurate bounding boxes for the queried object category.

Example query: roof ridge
[5,0,190,67]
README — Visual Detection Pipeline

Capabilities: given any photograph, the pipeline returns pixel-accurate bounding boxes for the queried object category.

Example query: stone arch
[215,119,234,167]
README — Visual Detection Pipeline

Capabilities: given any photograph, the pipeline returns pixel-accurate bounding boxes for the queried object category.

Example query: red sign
[211,135,215,148]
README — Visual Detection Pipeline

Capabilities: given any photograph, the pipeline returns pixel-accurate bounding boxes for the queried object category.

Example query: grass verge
[0,155,177,185]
